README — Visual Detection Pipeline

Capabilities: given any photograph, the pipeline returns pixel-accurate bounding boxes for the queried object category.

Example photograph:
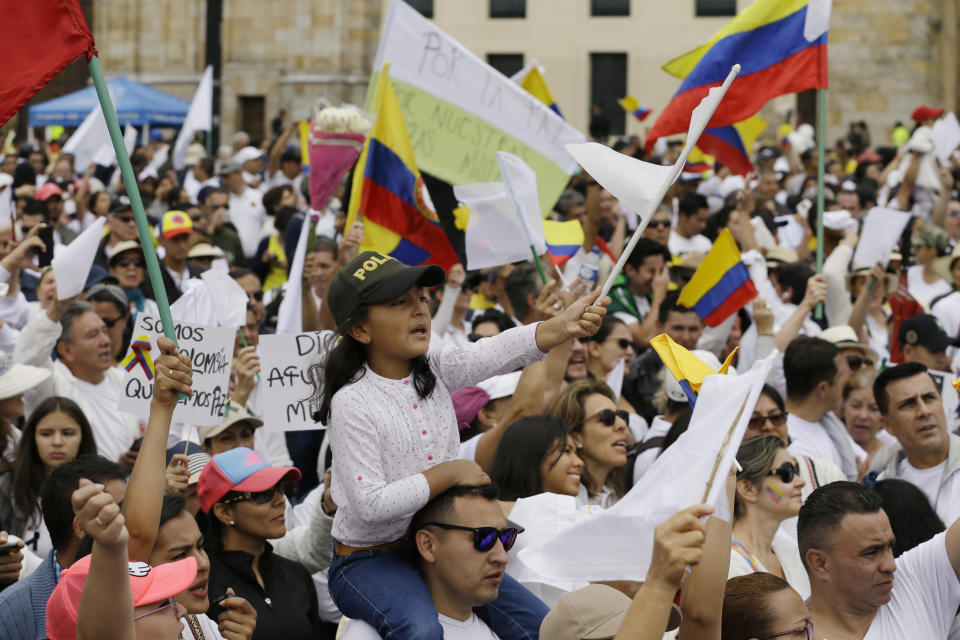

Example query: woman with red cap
[197,446,324,639]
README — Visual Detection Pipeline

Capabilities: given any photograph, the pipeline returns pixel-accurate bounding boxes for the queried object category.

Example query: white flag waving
[173,66,213,170]
[518,351,774,582]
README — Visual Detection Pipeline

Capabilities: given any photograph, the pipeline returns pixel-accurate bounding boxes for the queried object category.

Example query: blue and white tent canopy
[29,76,190,127]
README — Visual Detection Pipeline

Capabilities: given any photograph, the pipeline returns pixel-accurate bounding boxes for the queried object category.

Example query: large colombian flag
[696,115,768,176]
[345,63,459,270]
[646,0,830,148]
[650,333,736,407]
[678,228,757,327]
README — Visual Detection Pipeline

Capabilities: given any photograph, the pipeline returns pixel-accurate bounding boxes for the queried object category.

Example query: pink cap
[197,446,301,513]
[36,182,64,201]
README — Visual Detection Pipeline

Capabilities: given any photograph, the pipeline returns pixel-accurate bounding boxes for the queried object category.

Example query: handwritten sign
[371,0,585,214]
[257,330,334,431]
[117,314,234,426]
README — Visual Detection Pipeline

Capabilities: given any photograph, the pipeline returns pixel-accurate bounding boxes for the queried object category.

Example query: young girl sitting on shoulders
[315,251,608,639]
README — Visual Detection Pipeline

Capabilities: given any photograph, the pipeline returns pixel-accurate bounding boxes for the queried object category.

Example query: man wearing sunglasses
[340,484,548,639]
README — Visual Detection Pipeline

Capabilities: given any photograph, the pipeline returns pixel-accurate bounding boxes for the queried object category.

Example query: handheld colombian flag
[646,0,830,148]
[618,96,651,122]
[651,333,736,406]
[543,220,585,267]
[345,63,459,270]
[678,228,757,326]
[515,63,563,118]
[696,115,767,176]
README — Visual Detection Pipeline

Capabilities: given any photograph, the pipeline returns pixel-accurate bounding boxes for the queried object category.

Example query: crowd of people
[0,101,959,640]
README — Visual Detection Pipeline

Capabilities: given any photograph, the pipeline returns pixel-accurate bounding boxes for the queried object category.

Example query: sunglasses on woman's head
[846,355,874,371]
[222,483,290,506]
[747,412,787,430]
[768,461,801,484]
[422,522,523,552]
[580,408,629,427]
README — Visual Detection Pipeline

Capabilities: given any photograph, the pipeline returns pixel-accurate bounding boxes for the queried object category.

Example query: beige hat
[0,353,51,401]
[932,244,960,284]
[196,401,263,442]
[844,265,897,296]
[819,325,879,363]
[540,584,680,639]
[187,243,224,260]
[765,247,799,269]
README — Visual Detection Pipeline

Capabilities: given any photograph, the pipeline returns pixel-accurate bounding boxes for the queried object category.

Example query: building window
[591,0,630,16]
[239,96,265,143]
[487,53,524,78]
[407,0,434,18]
[490,0,526,18]
[590,53,627,137]
[695,0,737,17]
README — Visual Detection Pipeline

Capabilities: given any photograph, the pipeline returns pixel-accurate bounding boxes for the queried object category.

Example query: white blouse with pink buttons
[328,322,545,547]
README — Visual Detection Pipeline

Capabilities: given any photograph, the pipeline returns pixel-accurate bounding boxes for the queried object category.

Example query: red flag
[888,272,924,364]
[1,0,95,127]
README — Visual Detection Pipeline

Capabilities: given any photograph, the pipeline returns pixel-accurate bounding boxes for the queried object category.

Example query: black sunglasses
[768,461,801,484]
[247,290,264,302]
[115,258,144,268]
[606,337,636,351]
[580,408,629,427]
[422,522,523,552]
[846,355,874,371]
[747,412,787,430]
[101,315,125,329]
[468,333,484,343]
[221,482,290,506]
[648,220,671,228]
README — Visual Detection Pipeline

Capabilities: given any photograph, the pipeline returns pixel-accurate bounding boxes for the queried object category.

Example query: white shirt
[328,324,546,547]
[228,186,267,258]
[668,230,713,256]
[76,375,141,463]
[786,414,844,469]
[181,613,226,640]
[899,458,947,509]
[633,415,672,484]
[862,531,960,639]
[341,613,500,639]
[906,264,952,307]
[613,294,651,326]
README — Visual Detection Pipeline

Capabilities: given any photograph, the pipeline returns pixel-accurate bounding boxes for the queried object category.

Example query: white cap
[234,146,262,165]
[476,371,522,401]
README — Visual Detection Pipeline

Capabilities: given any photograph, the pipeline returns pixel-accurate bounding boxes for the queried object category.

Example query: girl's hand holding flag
[534,287,610,352]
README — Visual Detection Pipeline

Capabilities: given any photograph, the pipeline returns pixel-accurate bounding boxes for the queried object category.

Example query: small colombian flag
[678,228,757,327]
[651,333,736,407]
[618,95,651,121]
[543,220,584,267]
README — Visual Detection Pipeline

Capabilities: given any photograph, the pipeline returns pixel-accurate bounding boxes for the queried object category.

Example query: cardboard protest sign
[117,314,234,425]
[371,0,585,214]
[257,330,334,431]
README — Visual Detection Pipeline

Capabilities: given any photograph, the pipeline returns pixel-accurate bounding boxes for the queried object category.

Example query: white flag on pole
[173,66,214,170]
[62,105,110,171]
[518,351,774,582]
[52,217,106,299]
[455,153,547,270]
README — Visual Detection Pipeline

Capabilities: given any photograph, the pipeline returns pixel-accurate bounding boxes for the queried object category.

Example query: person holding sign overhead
[316,250,609,639]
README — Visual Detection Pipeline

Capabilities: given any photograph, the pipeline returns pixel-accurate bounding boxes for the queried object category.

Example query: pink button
[427,455,433,461]
[357,475,362,481]
[403,380,409,385]
[422,430,427,435]
[413,404,418,409]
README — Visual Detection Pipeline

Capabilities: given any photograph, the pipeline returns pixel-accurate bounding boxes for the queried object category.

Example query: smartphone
[129,437,144,453]
[0,543,19,552]
[211,593,231,607]
[36,226,54,268]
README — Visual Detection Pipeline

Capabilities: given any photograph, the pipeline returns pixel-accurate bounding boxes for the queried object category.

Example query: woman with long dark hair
[0,396,96,556]
[490,416,583,501]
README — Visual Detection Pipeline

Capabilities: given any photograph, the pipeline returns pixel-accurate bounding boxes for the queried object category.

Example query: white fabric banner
[173,66,214,170]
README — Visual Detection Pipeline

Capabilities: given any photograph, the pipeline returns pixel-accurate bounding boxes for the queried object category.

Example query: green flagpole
[88,55,185,395]
[814,88,827,320]
[529,245,547,284]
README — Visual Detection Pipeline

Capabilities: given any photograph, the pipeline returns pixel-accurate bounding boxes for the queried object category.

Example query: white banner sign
[117,315,234,426]
[257,331,334,431]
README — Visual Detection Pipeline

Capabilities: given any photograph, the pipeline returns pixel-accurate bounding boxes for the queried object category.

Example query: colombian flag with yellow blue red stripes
[517,65,563,118]
[345,63,459,270]
[678,228,757,327]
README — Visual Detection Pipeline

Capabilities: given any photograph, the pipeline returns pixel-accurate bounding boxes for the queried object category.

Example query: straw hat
[0,353,51,401]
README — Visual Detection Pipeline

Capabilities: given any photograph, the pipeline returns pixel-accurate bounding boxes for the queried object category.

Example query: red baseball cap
[197,446,301,513]
[912,105,944,123]
[36,182,64,201]
[46,555,197,640]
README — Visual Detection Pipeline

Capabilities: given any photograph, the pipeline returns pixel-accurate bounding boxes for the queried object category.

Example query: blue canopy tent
[28,76,190,127]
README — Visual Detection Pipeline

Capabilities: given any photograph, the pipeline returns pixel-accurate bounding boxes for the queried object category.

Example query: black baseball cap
[327,251,445,329]
[899,314,959,353]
